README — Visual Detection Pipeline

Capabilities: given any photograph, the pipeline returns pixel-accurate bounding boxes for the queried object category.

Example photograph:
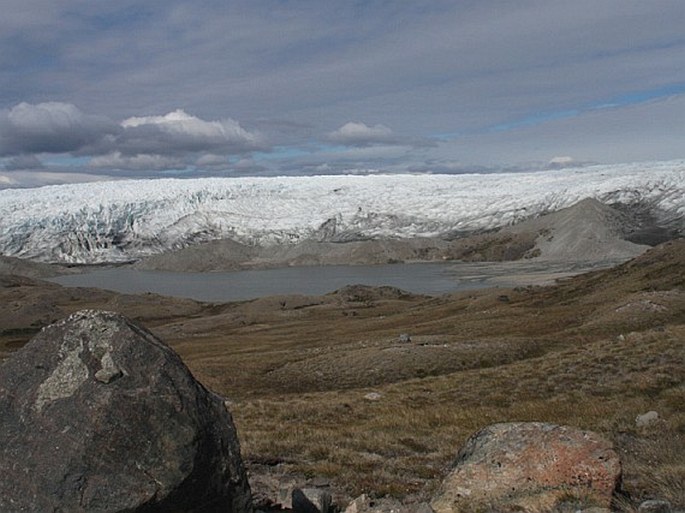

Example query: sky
[1,0,684,188]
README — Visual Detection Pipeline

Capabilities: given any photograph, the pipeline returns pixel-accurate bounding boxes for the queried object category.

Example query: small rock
[279,485,296,509]
[636,410,660,428]
[94,367,122,383]
[344,494,367,513]
[94,350,123,384]
[398,333,412,343]
[639,499,672,513]
[94,352,123,384]
[248,473,297,510]
[292,487,332,513]
[364,392,382,401]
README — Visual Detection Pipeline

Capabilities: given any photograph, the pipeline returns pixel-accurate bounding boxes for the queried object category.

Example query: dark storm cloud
[0,102,117,156]
[4,154,45,171]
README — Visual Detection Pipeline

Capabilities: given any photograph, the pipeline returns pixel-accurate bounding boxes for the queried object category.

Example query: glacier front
[0,160,684,264]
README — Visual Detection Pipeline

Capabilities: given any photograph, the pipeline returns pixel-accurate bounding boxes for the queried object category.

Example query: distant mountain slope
[0,160,683,264]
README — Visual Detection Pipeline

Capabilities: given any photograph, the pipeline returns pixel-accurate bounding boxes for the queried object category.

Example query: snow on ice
[0,160,683,263]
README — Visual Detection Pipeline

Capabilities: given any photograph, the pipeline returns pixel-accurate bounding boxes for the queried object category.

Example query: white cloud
[328,122,395,146]
[121,109,259,144]
[116,109,265,156]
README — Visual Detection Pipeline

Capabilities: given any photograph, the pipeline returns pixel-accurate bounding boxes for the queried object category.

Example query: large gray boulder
[0,310,253,513]
[431,422,621,513]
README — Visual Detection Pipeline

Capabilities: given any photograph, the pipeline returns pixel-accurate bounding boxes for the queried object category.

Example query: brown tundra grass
[1,240,683,510]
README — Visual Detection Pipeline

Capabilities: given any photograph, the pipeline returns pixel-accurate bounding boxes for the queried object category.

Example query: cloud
[108,110,265,159]
[325,122,436,151]
[1,2,684,186]
[117,109,264,155]
[546,156,577,169]
[89,152,184,171]
[328,122,396,146]
[407,160,495,175]
[0,170,119,189]
[0,102,264,160]
[229,157,267,175]
[0,102,266,178]
[195,153,229,169]
[4,154,44,171]
[0,102,117,156]
[0,174,15,186]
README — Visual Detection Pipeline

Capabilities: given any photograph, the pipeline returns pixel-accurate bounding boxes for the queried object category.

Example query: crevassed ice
[0,160,683,263]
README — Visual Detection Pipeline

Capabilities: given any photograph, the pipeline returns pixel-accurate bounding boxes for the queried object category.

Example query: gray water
[50,260,597,302]
[50,262,493,302]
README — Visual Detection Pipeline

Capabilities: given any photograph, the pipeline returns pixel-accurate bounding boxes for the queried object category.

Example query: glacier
[0,160,684,264]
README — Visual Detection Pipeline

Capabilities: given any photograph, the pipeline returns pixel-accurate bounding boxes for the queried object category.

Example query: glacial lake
[49,260,603,302]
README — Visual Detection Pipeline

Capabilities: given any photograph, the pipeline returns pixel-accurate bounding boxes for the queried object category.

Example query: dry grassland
[1,240,683,510]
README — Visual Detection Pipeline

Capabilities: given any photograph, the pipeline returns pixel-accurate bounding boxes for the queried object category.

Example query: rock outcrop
[431,422,621,513]
[0,310,253,513]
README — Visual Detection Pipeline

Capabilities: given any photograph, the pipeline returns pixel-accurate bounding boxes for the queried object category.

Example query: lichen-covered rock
[431,422,621,513]
[635,410,660,429]
[0,310,253,513]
